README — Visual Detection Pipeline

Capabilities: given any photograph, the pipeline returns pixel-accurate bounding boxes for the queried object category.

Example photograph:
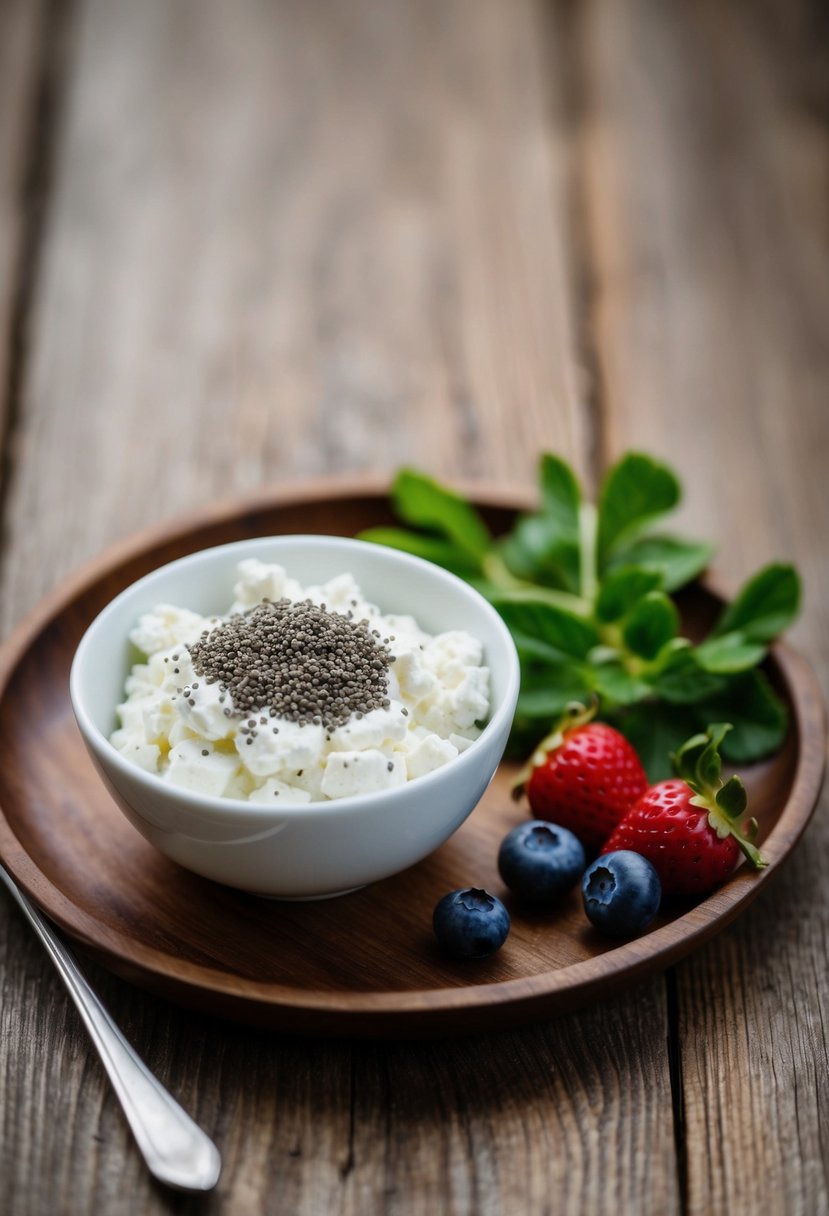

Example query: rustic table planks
[0,0,45,458]
[0,1,825,1213]
[579,3,829,1212]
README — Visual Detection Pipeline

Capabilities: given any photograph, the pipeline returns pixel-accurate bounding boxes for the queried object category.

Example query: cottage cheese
[111,559,489,802]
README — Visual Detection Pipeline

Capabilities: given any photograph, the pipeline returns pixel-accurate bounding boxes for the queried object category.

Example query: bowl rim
[69,533,521,821]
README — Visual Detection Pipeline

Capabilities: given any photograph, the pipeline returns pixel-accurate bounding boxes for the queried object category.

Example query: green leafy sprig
[359,452,801,780]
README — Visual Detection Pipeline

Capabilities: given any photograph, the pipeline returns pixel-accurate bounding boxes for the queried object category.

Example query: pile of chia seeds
[186,598,394,731]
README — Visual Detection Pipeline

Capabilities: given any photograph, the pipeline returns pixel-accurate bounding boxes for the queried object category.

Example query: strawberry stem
[677,724,768,870]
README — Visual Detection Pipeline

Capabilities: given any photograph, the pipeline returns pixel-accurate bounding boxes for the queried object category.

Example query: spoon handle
[0,862,221,1192]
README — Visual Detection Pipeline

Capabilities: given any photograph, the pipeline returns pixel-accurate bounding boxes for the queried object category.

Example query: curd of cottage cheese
[111,559,490,803]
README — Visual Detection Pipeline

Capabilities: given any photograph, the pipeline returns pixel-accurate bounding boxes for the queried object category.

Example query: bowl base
[252,884,367,902]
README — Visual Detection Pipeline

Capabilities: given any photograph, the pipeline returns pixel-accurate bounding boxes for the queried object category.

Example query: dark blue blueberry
[582,851,662,938]
[498,820,586,906]
[432,888,510,959]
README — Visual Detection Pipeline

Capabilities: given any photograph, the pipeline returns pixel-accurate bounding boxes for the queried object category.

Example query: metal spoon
[0,861,222,1192]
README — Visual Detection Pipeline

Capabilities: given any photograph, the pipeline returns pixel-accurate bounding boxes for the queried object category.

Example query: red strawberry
[513,703,648,850]
[603,723,767,896]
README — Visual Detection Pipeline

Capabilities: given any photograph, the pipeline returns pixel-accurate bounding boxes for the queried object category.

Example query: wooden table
[1,1,826,1212]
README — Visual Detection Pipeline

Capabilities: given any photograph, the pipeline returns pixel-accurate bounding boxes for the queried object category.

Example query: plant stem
[482,553,592,616]
[579,502,598,602]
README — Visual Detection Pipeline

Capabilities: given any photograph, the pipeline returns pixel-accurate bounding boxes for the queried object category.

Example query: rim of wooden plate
[0,476,825,1035]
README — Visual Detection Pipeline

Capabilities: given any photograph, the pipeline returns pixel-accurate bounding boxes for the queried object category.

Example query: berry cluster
[432,708,766,959]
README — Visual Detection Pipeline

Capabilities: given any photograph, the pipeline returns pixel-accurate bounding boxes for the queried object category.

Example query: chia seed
[187,597,393,729]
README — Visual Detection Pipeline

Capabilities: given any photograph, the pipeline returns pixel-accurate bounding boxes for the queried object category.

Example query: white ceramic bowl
[70,535,520,898]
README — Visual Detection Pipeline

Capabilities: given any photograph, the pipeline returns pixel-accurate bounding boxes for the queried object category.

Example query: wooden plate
[0,482,824,1037]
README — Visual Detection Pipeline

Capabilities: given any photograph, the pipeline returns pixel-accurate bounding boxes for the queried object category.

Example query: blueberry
[582,851,662,938]
[432,888,510,959]
[498,820,586,905]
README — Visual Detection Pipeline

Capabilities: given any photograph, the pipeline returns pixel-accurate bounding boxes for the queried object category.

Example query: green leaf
[465,576,510,601]
[358,528,481,577]
[499,455,583,592]
[614,704,701,782]
[509,630,571,666]
[651,645,726,704]
[716,775,748,818]
[590,662,652,706]
[538,453,582,530]
[695,632,767,674]
[517,687,584,719]
[712,564,801,643]
[515,661,593,719]
[692,670,789,763]
[596,566,663,623]
[491,594,600,660]
[391,469,491,565]
[622,591,680,660]
[499,516,580,592]
[606,535,715,592]
[597,453,681,563]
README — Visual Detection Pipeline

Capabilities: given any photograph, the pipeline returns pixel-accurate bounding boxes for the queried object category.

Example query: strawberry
[512,703,648,850]
[602,723,767,896]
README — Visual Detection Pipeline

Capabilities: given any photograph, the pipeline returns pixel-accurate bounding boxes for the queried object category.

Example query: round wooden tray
[0,482,824,1037]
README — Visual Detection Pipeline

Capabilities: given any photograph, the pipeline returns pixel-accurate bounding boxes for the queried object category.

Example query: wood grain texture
[0,0,591,637]
[578,0,829,1212]
[580,0,829,564]
[341,1000,675,1216]
[0,0,47,458]
[0,1,681,1214]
